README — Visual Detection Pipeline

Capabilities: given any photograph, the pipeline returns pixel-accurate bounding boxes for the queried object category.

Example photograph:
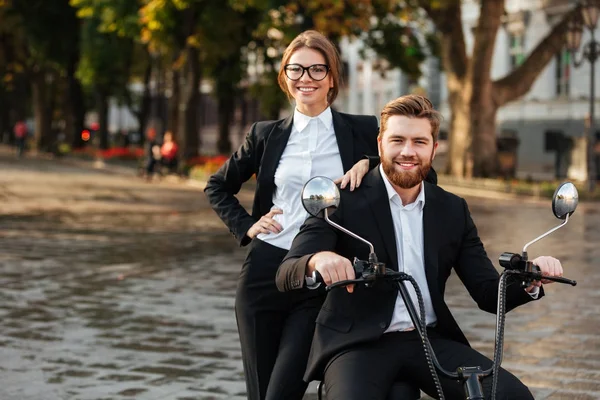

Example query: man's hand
[307,251,356,293]
[247,208,283,238]
[525,256,563,292]
[334,159,369,191]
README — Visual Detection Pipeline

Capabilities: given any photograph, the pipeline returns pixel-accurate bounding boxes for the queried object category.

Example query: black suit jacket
[204,110,380,246]
[276,167,541,382]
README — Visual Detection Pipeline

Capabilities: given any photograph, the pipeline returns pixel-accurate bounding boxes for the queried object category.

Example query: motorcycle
[300,176,579,400]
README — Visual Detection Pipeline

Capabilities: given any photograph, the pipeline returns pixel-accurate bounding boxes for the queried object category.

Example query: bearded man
[275,94,564,400]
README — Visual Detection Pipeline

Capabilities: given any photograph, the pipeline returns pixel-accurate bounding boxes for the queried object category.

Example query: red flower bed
[71,147,144,160]
[186,155,229,167]
[97,147,144,160]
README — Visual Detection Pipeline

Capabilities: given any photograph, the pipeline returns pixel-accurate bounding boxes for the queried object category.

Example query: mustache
[394,157,420,164]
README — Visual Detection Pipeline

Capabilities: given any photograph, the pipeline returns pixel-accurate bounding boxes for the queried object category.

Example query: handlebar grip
[313,270,324,284]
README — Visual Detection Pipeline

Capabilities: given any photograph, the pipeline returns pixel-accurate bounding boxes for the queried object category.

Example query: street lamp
[566,0,600,193]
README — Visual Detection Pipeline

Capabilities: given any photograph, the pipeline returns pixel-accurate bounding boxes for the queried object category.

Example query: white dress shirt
[380,165,438,332]
[258,107,344,250]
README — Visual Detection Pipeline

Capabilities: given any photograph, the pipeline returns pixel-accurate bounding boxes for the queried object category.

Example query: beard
[381,150,433,189]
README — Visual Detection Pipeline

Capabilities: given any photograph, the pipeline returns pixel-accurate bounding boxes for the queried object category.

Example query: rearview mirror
[552,182,579,220]
[301,176,340,217]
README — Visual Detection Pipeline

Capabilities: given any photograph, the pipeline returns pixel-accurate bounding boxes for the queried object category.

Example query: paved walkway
[1,147,600,399]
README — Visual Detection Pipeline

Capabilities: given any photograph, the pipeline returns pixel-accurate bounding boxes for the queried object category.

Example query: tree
[0,4,27,140]
[71,0,153,146]
[421,0,579,177]
[362,1,433,79]
[202,0,265,154]
[4,0,82,151]
[77,15,134,149]
[140,0,204,159]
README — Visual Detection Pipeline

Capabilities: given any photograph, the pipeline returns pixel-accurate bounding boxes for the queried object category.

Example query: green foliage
[1,0,431,145]
[70,0,147,112]
[362,1,431,78]
[139,0,201,53]
[70,0,141,38]
[76,16,133,93]
[249,69,288,118]
[6,0,80,69]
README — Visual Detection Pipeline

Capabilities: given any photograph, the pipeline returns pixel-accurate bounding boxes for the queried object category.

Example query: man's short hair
[379,94,443,142]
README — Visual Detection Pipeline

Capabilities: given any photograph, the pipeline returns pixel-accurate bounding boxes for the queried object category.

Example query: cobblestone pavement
[1,150,600,400]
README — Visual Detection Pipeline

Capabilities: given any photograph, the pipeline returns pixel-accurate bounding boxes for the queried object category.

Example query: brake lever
[529,273,577,286]
[529,264,577,286]
[326,278,365,291]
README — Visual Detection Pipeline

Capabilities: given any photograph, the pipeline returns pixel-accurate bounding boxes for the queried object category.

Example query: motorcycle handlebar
[315,255,577,292]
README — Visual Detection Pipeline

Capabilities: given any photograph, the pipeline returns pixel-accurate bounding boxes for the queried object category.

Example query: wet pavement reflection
[1,154,599,400]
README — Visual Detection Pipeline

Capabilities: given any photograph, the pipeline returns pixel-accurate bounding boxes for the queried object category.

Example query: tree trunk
[45,79,58,152]
[217,94,234,154]
[466,0,504,177]
[31,73,52,152]
[446,80,472,178]
[0,86,8,143]
[177,46,200,159]
[470,93,499,177]
[66,68,85,149]
[424,0,577,178]
[238,90,248,141]
[166,67,180,135]
[217,79,235,154]
[96,91,109,149]
[138,60,152,146]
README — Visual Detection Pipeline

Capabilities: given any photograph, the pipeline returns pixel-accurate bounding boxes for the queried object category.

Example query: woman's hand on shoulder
[334,159,369,191]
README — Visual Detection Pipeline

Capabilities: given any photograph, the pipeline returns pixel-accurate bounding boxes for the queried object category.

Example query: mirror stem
[522,214,570,261]
[324,209,378,262]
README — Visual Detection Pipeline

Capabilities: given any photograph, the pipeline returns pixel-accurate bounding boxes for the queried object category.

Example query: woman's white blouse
[257,107,344,250]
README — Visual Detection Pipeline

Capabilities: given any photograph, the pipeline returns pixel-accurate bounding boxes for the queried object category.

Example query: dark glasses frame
[283,64,330,81]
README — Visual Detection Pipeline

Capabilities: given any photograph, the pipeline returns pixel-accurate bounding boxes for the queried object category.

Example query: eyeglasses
[284,64,330,81]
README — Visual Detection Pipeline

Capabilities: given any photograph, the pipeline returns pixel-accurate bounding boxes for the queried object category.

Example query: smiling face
[285,47,333,116]
[379,115,438,190]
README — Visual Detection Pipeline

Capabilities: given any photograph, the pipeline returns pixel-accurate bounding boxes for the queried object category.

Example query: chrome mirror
[522,181,578,259]
[301,176,340,217]
[552,182,579,220]
[301,176,377,261]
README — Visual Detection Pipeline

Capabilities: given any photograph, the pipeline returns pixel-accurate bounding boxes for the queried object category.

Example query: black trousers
[323,329,534,400]
[236,239,323,400]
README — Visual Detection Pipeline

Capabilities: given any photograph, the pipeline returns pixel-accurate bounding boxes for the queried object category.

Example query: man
[276,95,563,400]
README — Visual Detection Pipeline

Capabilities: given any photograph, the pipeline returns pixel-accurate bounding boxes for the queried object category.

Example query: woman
[206,30,404,400]
[160,131,179,172]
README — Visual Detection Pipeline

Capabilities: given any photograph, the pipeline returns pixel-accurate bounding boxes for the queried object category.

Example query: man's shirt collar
[379,164,426,210]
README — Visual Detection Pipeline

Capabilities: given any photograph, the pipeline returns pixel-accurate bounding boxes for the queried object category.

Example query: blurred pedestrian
[14,120,27,158]
[144,127,160,180]
[160,131,178,173]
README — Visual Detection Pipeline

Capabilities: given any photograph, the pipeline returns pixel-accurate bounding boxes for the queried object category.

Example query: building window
[508,32,525,69]
[555,50,570,97]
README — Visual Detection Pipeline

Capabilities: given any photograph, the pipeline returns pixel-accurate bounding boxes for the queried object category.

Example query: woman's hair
[379,95,442,142]
[277,30,342,105]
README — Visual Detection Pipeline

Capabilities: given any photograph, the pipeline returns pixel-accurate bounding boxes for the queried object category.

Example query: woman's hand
[334,159,369,191]
[247,208,284,238]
